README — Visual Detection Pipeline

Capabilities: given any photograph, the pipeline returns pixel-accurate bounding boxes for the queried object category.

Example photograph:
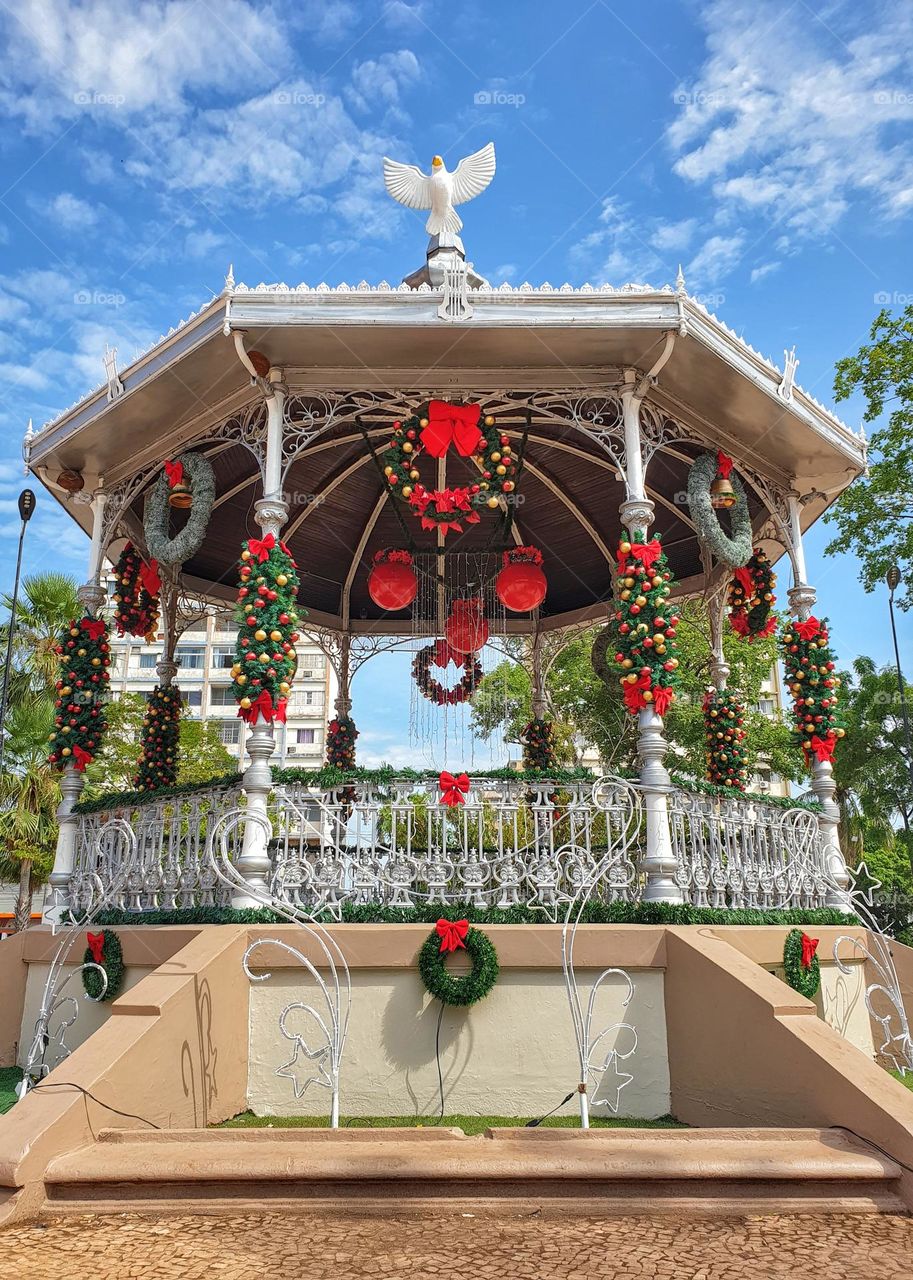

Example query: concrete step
[43,1127,906,1217]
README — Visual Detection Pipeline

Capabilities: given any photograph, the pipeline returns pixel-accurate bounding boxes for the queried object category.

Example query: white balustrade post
[45,489,107,924]
[620,370,682,904]
[235,370,288,907]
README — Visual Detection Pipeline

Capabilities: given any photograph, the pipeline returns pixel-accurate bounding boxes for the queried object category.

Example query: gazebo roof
[26,276,867,635]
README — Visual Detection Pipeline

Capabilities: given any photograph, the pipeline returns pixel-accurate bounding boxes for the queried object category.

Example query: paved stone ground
[2,1211,913,1279]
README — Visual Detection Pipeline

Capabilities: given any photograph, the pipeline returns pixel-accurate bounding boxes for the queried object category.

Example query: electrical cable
[429,999,446,1125]
[525,1091,577,1127]
[23,1081,161,1129]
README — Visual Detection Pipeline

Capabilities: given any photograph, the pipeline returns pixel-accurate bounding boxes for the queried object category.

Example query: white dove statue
[383,142,496,236]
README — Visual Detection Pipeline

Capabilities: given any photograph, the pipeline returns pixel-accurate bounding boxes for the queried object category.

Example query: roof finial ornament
[103,344,125,403]
[22,417,34,473]
[778,345,799,402]
[383,142,496,292]
[224,263,235,293]
[675,264,686,295]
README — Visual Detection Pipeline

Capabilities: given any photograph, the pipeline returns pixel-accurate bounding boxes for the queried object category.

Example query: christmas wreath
[702,688,748,790]
[231,534,302,726]
[522,718,557,772]
[326,715,358,768]
[418,919,499,1007]
[609,533,680,716]
[111,543,160,641]
[47,617,111,771]
[144,453,216,566]
[382,401,520,536]
[686,451,753,568]
[412,641,483,706]
[780,615,845,768]
[728,550,777,640]
[82,929,125,1002]
[783,928,820,999]
[134,684,181,790]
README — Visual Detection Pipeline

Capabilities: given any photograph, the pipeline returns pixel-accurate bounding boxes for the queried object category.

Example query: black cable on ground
[25,1081,161,1128]
[525,1090,577,1127]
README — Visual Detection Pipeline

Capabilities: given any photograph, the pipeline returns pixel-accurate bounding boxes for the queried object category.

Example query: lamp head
[887,565,902,592]
[18,489,35,522]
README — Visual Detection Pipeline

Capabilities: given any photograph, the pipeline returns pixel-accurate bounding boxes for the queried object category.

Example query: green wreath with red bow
[382,401,521,536]
[231,534,302,726]
[783,928,820,999]
[418,918,499,1007]
[47,616,111,771]
[82,929,125,1002]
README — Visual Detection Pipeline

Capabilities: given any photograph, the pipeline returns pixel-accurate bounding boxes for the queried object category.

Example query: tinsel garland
[326,716,358,768]
[610,532,680,715]
[686,451,753,568]
[702,688,748,790]
[111,543,159,641]
[134,684,181,790]
[780,615,845,768]
[521,718,556,772]
[47,616,111,771]
[230,534,302,725]
[728,549,777,640]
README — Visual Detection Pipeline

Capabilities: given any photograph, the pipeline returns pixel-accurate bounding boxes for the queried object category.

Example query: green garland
[728,549,777,640]
[686,452,753,568]
[143,453,216,566]
[521,718,557,772]
[702,688,748,790]
[780,615,845,769]
[82,929,125,1002]
[783,928,821,999]
[47,616,111,771]
[111,543,159,640]
[326,715,358,768]
[417,925,499,1006]
[231,535,302,725]
[134,685,181,790]
[610,532,680,716]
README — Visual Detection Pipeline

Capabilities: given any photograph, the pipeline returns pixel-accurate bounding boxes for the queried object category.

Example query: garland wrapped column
[610,533,680,716]
[702,688,748,790]
[47,616,111,771]
[134,684,181,790]
[326,716,358,769]
[231,534,301,728]
[521,717,556,772]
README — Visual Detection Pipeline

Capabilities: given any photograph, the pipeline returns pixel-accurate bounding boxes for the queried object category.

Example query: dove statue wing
[450,142,496,206]
[383,157,433,210]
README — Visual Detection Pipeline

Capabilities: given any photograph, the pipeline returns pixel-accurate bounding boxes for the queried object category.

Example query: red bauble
[445,598,489,654]
[367,560,418,611]
[496,561,547,612]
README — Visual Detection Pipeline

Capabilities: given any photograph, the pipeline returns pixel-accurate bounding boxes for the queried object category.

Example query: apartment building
[106,599,336,768]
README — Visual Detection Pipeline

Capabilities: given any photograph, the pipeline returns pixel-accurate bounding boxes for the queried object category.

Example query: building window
[758,698,775,717]
[139,652,159,670]
[212,645,235,669]
[180,690,202,707]
[296,728,316,745]
[176,647,205,670]
[209,686,236,706]
[218,721,241,745]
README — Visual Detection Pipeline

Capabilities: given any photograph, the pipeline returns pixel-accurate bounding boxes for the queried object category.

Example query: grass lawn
[0,1067,23,1116]
[891,1069,913,1090]
[217,1112,686,1135]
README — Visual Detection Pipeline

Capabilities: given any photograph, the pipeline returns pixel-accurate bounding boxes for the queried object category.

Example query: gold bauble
[402,486,413,497]
[485,415,495,426]
[241,550,251,561]
[258,653,270,663]
[496,465,507,476]
[279,682,290,694]
[237,675,247,685]
[239,697,252,710]
[270,630,282,642]
[254,629,267,641]
[420,417,429,428]
[487,496,499,509]
[276,574,288,586]
[490,451,501,462]
[403,441,413,453]
[384,465,393,476]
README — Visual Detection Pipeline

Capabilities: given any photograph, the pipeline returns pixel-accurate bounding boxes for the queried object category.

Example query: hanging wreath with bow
[412,640,483,705]
[82,929,125,1002]
[417,918,499,1007]
[143,452,216,566]
[686,450,753,569]
[782,928,820,1000]
[382,401,520,536]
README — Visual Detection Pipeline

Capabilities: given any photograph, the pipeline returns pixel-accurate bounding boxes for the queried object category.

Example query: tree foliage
[825,305,913,609]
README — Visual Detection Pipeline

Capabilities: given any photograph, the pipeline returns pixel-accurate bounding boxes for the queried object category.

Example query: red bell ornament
[367,549,418,611]
[445,597,489,654]
[496,546,547,612]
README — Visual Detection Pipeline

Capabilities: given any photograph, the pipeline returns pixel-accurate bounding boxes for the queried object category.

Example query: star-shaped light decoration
[274,1003,333,1099]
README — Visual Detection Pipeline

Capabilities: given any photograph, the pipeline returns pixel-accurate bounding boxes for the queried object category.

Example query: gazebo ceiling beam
[341,491,389,631]
[518,457,614,564]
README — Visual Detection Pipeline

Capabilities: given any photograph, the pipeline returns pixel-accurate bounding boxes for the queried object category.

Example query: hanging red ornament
[496,546,547,612]
[367,549,418,611]
[445,597,489,654]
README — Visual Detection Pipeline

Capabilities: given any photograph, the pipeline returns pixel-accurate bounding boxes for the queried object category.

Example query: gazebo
[25,149,866,925]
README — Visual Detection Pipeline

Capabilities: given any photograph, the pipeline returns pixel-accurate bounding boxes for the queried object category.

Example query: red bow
[421,401,483,459]
[729,612,750,637]
[163,459,184,488]
[439,771,470,807]
[238,690,278,725]
[716,450,734,479]
[733,566,755,596]
[433,639,462,668]
[652,685,675,716]
[617,539,663,575]
[279,539,298,568]
[82,618,106,640]
[622,673,652,714]
[805,734,837,765]
[247,533,276,563]
[139,559,160,597]
[793,616,821,641]
[274,696,288,724]
[87,932,105,964]
[436,918,469,953]
[801,934,819,969]
[72,745,93,772]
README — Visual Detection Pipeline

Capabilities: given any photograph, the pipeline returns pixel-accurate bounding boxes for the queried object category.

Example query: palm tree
[0,572,80,703]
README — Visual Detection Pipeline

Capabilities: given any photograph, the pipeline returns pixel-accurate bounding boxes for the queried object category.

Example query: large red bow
[805,734,837,765]
[617,539,663,575]
[433,639,462,668]
[163,459,184,488]
[421,401,483,459]
[622,673,652,714]
[652,685,675,716]
[139,559,160,597]
[801,934,819,969]
[436,918,469,953]
[729,612,751,637]
[87,931,105,964]
[793,616,821,641]
[716,450,734,479]
[72,744,93,772]
[82,618,106,640]
[238,690,279,725]
[733,565,755,596]
[247,533,276,563]
[439,770,470,807]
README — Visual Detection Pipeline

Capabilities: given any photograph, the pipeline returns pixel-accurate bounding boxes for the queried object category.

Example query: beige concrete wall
[764,958,876,1060]
[0,932,28,1066]
[248,966,671,1119]
[17,964,154,1071]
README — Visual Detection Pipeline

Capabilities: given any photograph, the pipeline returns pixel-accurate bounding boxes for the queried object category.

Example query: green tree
[825,305,913,609]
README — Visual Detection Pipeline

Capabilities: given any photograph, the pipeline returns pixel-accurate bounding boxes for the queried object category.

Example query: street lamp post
[886,566,913,800]
[0,490,36,773]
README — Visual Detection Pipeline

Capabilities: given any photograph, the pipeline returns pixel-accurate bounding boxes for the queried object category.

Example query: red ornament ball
[496,561,547,612]
[367,559,418,611]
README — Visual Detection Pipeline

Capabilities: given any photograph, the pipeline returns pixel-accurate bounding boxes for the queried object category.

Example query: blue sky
[0,0,911,766]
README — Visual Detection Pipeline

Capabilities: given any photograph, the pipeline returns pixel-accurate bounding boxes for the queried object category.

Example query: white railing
[668,787,828,910]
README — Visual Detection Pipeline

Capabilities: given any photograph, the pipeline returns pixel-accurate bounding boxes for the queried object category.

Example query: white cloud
[570,198,690,285]
[750,261,781,284]
[650,218,697,252]
[686,234,744,288]
[41,192,100,231]
[667,0,913,234]
[346,50,419,116]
